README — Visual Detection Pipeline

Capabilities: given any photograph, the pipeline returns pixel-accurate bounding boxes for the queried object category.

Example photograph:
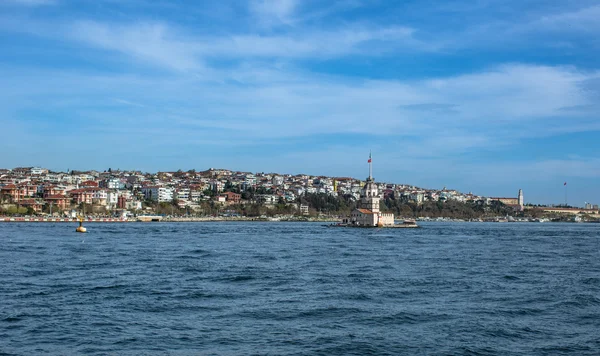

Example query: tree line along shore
[2,192,597,223]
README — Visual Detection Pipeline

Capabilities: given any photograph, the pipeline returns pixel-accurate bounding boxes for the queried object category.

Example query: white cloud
[250,0,298,27]
[2,63,597,149]
[529,5,600,34]
[70,21,204,72]
[455,157,600,182]
[64,20,419,68]
[420,64,591,120]
[2,0,55,5]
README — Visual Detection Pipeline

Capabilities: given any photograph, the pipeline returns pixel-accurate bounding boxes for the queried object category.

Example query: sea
[1,222,599,355]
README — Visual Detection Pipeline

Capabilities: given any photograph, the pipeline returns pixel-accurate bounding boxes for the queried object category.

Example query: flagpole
[368,151,372,180]
[565,183,567,207]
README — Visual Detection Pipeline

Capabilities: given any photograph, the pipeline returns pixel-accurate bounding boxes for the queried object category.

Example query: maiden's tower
[343,153,395,227]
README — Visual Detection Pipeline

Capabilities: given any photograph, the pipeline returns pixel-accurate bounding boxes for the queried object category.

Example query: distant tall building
[518,189,524,209]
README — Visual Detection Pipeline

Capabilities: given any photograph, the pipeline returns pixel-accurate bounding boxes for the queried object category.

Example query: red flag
[564,182,567,186]
[368,152,372,163]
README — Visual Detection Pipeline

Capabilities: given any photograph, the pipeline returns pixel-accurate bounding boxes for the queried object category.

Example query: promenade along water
[1,222,599,355]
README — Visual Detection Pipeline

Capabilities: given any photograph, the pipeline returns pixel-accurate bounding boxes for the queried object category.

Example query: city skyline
[1,164,592,208]
[1,0,599,205]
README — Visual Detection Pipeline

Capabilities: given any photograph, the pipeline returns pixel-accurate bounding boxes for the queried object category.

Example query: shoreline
[0,216,339,223]
[1,216,596,223]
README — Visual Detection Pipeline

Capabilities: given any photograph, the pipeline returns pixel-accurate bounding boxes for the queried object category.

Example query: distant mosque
[342,153,395,227]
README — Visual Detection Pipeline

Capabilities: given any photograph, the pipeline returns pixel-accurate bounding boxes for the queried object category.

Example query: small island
[335,154,418,228]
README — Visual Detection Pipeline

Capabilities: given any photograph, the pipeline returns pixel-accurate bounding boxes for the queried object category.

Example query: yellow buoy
[76,216,87,233]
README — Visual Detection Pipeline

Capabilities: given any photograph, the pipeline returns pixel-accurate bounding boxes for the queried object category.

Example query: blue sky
[1,0,599,205]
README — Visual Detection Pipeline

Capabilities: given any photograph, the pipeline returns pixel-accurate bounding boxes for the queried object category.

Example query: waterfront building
[345,154,395,227]
[44,195,70,210]
[18,199,44,213]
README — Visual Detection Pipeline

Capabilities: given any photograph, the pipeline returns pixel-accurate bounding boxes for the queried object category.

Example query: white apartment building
[142,186,174,202]
[44,174,62,183]
[244,174,256,185]
[30,167,47,175]
[176,188,190,201]
[93,190,108,205]
[272,175,284,186]
[105,178,124,190]
[107,191,119,207]
[190,190,203,201]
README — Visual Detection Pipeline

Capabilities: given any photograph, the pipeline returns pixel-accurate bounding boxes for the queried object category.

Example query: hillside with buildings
[0,166,598,221]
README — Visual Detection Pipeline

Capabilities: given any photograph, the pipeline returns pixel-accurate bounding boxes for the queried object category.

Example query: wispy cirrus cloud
[2,63,597,152]
[250,0,298,27]
[527,4,600,34]
[70,21,204,72]
[1,15,421,71]
[2,0,56,5]
[44,20,419,71]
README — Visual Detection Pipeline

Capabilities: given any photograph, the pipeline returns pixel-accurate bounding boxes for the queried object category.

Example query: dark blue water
[1,222,599,355]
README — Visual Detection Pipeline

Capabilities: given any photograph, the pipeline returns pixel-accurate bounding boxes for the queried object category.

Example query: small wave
[555,294,600,308]
[113,336,139,346]
[582,277,600,285]
[349,294,372,301]
[314,341,383,355]
[16,289,52,298]
[454,345,497,356]
[497,307,544,316]
[175,290,215,299]
[535,344,594,354]
[255,255,277,261]
[298,306,363,319]
[226,275,255,282]
[503,275,520,280]
[2,315,23,322]
[91,284,128,291]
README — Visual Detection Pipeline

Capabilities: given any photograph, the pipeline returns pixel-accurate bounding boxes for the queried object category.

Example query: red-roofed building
[19,199,44,213]
[1,184,18,202]
[80,180,99,188]
[42,185,66,198]
[44,195,71,210]
[0,184,38,202]
[223,192,241,204]
[18,184,39,198]
[70,188,97,205]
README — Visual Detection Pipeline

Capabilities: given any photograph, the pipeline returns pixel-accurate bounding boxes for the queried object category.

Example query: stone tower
[359,152,380,213]
[518,189,524,208]
[360,179,380,213]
